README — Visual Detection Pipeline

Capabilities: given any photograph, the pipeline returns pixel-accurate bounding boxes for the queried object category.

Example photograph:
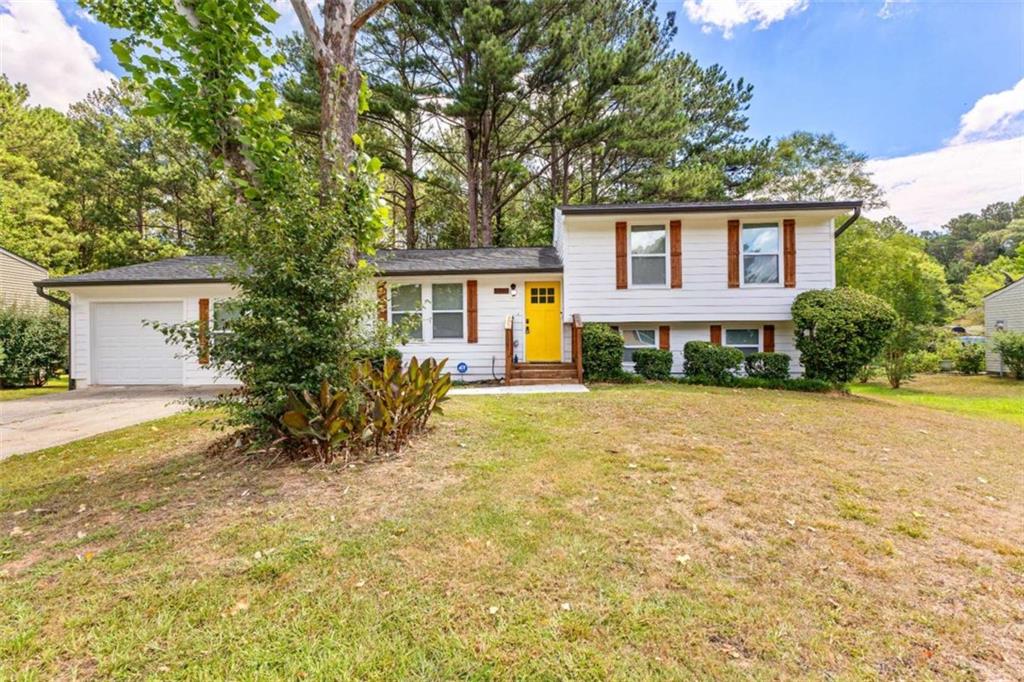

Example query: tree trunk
[402,113,417,248]
[465,123,480,247]
[479,109,494,246]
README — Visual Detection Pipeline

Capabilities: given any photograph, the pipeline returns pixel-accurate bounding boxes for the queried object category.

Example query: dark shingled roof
[36,256,235,287]
[373,246,561,276]
[36,247,562,287]
[558,199,863,215]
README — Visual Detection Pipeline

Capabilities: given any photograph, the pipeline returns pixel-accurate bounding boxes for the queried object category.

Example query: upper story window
[431,283,464,339]
[391,284,423,340]
[630,224,666,286]
[742,223,780,285]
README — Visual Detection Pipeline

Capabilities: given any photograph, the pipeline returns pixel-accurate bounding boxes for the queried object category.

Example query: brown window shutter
[783,219,796,287]
[615,221,628,289]
[670,220,682,288]
[710,324,722,346]
[467,279,478,343]
[377,282,388,321]
[198,298,210,365]
[727,220,740,288]
[658,325,670,350]
[763,324,775,353]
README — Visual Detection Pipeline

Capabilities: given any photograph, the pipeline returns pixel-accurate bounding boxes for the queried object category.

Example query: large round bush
[791,288,897,384]
[581,323,624,381]
[992,331,1024,379]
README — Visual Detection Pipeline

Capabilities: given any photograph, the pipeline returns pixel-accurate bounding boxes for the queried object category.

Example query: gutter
[833,206,861,238]
[35,285,74,391]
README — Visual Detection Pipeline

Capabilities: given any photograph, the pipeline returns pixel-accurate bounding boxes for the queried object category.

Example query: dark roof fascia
[558,201,864,215]
[36,276,229,288]
[379,266,562,277]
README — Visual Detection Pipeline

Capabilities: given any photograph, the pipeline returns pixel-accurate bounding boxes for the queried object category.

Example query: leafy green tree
[0,78,80,272]
[837,217,950,387]
[756,132,885,209]
[85,0,392,433]
[921,198,1024,287]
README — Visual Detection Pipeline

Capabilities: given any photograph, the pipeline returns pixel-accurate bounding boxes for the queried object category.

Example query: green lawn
[0,376,69,402]
[1,384,1021,679]
[850,373,1023,426]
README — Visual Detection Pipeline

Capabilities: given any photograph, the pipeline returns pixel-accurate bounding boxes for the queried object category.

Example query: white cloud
[0,0,115,110]
[951,77,1024,145]
[878,0,916,20]
[682,0,808,38]
[866,136,1024,231]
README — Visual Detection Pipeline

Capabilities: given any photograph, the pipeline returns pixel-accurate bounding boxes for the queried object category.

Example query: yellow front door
[525,281,561,362]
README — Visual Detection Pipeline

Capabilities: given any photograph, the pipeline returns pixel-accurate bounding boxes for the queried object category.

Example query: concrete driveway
[0,386,224,460]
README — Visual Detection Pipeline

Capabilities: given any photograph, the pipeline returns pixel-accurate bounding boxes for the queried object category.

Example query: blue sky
[2,0,1022,230]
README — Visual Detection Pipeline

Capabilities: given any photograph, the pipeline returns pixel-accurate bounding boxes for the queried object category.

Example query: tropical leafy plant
[280,357,452,463]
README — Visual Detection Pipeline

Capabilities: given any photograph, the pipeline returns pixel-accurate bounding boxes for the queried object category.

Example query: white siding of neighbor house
[380,272,564,382]
[68,283,239,387]
[1,248,49,313]
[983,279,1024,374]
[559,210,837,323]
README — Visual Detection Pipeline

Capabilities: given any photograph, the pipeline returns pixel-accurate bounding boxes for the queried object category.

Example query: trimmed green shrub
[0,306,67,388]
[954,343,985,374]
[582,323,625,381]
[676,375,834,393]
[683,341,743,382]
[992,331,1024,379]
[792,288,897,384]
[633,348,673,380]
[744,352,791,380]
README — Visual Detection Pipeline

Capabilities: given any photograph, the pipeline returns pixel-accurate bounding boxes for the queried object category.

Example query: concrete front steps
[507,362,580,386]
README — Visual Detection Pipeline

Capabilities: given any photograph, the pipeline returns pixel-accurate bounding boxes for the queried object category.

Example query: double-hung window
[431,283,464,339]
[390,284,423,340]
[622,328,657,363]
[725,329,759,356]
[630,225,667,286]
[742,223,780,285]
[211,299,241,343]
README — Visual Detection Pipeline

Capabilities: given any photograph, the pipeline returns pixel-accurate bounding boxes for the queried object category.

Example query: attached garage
[90,302,184,385]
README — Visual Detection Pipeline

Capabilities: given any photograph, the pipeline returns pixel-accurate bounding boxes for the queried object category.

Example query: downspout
[35,285,75,391]
[833,206,861,238]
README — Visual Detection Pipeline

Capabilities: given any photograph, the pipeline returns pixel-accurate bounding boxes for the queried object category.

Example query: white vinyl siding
[0,249,49,313]
[560,211,836,323]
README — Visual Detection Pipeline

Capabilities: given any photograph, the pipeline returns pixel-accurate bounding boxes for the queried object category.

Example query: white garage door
[91,302,184,385]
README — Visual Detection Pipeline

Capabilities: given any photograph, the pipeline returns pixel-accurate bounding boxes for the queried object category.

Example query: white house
[36,200,862,387]
[1,247,49,313]
[983,276,1023,375]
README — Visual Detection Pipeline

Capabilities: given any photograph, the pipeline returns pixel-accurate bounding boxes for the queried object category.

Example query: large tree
[756,131,885,209]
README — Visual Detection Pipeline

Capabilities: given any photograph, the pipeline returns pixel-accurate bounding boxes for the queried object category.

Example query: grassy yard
[1,384,1021,679]
[0,376,69,402]
[851,373,1023,426]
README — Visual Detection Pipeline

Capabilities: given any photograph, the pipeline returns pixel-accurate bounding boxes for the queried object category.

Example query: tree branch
[289,0,326,62]
[352,0,392,32]
[172,0,200,28]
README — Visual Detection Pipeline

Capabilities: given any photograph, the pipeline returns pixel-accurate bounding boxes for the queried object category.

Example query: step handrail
[571,313,583,384]
[504,314,514,381]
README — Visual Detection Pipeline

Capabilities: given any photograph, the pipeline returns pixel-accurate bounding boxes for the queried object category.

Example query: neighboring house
[983,277,1023,375]
[36,200,861,387]
[1,247,49,313]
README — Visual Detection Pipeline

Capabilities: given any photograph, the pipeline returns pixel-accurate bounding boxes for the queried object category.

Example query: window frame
[628,223,668,288]
[390,283,424,342]
[210,298,241,343]
[621,327,658,365]
[724,327,761,356]
[740,222,781,287]
[428,282,466,341]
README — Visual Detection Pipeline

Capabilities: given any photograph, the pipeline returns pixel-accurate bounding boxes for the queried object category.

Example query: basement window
[725,328,760,356]
[622,328,656,363]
